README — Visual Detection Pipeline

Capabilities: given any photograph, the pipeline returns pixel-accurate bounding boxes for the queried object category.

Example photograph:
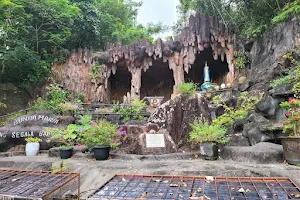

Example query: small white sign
[146,134,165,148]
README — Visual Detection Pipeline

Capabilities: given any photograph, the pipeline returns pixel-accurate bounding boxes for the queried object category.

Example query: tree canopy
[174,0,299,39]
[0,0,164,94]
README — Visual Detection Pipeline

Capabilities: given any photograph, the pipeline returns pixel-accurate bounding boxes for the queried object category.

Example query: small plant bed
[90,174,300,200]
[0,169,80,199]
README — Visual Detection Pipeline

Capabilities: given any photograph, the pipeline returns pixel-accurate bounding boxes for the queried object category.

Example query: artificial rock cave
[51,14,235,103]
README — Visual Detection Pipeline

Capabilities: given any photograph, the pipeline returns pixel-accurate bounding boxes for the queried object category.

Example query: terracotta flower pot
[281,137,300,165]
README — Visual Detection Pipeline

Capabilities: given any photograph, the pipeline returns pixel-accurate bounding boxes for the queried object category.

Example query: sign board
[146,134,165,148]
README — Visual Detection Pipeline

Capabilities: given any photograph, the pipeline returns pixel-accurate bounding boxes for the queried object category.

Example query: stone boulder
[248,18,300,91]
[242,112,284,145]
[221,142,284,163]
[113,123,176,155]
[269,85,294,98]
[148,94,211,147]
[0,111,75,152]
[226,133,250,146]
[256,95,282,117]
[139,129,177,155]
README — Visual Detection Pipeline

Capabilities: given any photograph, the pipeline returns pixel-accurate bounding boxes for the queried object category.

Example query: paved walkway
[0,155,299,199]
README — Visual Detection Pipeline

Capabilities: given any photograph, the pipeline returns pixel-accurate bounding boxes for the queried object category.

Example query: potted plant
[47,124,79,159]
[25,137,41,156]
[280,98,300,165]
[189,120,228,160]
[82,119,119,160]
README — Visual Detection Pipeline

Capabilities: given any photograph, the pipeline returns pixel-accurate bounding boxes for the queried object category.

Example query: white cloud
[134,0,180,39]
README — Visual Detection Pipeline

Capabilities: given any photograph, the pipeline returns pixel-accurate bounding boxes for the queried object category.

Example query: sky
[134,0,180,39]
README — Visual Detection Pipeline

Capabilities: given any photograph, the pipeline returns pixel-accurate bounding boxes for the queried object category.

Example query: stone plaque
[146,134,165,148]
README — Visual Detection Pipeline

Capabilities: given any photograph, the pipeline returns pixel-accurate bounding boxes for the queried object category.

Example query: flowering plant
[82,119,122,148]
[280,98,300,137]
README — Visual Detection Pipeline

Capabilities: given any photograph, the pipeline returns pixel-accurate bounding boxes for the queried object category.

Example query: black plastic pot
[93,146,111,160]
[199,142,218,160]
[59,147,73,159]
[281,137,300,165]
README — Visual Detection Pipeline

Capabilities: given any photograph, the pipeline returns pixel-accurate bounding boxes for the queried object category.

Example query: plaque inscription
[146,134,165,148]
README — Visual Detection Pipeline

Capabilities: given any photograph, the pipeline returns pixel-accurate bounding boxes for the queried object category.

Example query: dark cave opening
[141,59,174,103]
[109,65,131,103]
[185,47,229,86]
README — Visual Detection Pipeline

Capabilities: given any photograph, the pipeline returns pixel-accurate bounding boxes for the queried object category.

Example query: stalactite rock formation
[51,14,235,103]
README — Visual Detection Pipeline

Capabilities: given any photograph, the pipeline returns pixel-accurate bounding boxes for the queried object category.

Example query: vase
[25,142,40,156]
[281,137,300,165]
[93,146,111,160]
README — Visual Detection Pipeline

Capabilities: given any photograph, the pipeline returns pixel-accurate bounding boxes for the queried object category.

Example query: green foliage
[25,137,41,143]
[271,45,300,90]
[78,115,93,127]
[31,83,80,114]
[280,98,300,137]
[212,92,263,129]
[89,64,103,79]
[189,120,229,144]
[31,84,68,114]
[0,46,50,90]
[112,99,146,121]
[175,0,294,39]
[234,51,250,69]
[74,93,85,103]
[272,0,300,25]
[113,22,167,45]
[46,124,80,147]
[178,82,198,94]
[0,102,7,109]
[0,111,22,126]
[82,119,119,148]
[271,75,293,88]
[0,0,164,90]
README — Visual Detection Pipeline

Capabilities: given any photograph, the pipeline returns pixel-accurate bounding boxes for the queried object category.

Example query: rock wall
[50,14,237,103]
[51,48,108,103]
[248,17,300,91]
[0,111,75,152]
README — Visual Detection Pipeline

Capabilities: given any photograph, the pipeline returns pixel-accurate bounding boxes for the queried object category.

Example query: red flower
[294,117,299,121]
[289,98,295,103]
[285,112,291,117]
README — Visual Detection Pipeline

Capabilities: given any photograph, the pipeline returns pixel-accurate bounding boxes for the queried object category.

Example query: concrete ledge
[110,153,198,161]
[221,142,284,163]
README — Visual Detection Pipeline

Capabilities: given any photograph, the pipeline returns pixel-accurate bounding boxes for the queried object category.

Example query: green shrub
[189,121,228,144]
[178,82,198,94]
[271,75,292,88]
[89,64,103,79]
[234,51,251,69]
[82,120,119,148]
[112,99,146,121]
[46,124,80,148]
[31,84,82,115]
[272,1,300,25]
[212,92,263,129]
[74,93,85,103]
[0,102,7,109]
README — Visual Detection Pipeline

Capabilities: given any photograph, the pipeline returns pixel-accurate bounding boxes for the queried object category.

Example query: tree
[0,0,165,94]
[174,0,294,39]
